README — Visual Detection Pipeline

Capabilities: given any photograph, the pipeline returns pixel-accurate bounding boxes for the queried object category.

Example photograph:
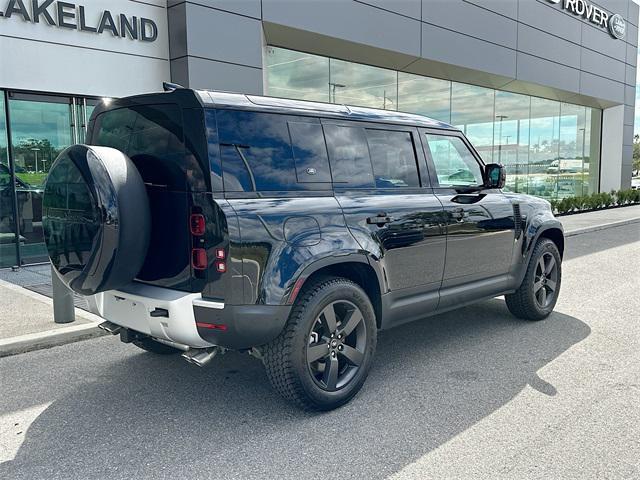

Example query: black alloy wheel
[263,277,377,411]
[505,238,562,321]
[533,252,559,309]
[306,300,367,391]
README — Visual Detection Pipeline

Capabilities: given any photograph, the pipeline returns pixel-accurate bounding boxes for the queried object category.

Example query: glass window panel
[265,47,330,102]
[329,59,397,110]
[9,96,74,264]
[217,110,298,192]
[557,103,588,198]
[529,97,561,199]
[494,91,531,194]
[0,91,18,267]
[323,124,374,188]
[425,134,483,187]
[288,122,332,183]
[365,129,420,188]
[451,83,495,162]
[93,104,193,191]
[397,72,451,122]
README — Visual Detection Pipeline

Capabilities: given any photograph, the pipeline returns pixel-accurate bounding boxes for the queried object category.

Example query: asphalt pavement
[0,224,638,479]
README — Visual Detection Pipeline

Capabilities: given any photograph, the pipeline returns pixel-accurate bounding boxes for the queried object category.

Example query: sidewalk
[0,204,638,357]
[0,278,105,358]
[559,204,640,237]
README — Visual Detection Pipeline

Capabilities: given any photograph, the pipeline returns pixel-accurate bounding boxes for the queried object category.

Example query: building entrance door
[1,92,98,267]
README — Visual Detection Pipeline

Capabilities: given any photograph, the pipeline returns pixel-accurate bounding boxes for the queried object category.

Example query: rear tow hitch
[98,321,122,335]
[182,347,225,367]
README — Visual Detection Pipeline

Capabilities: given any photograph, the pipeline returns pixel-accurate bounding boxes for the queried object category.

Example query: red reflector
[192,248,207,270]
[215,248,226,259]
[190,214,206,236]
[215,260,227,273]
[288,276,307,305]
[196,322,227,331]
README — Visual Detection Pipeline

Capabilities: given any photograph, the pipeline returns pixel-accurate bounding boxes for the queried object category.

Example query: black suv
[42,88,563,410]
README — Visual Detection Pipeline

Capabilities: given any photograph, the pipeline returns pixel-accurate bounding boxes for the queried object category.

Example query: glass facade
[265,46,602,200]
[0,91,97,268]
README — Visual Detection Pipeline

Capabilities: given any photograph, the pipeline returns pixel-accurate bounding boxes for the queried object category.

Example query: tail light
[191,248,207,270]
[190,214,206,236]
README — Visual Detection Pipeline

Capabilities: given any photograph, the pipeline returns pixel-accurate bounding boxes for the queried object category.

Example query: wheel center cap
[331,340,338,348]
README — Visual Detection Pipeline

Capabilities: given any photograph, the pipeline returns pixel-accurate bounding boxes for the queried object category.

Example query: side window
[217,110,297,192]
[323,124,374,188]
[365,129,420,188]
[288,122,332,183]
[425,134,483,187]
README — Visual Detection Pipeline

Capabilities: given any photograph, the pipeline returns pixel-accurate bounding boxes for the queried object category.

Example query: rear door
[324,120,446,309]
[420,129,515,298]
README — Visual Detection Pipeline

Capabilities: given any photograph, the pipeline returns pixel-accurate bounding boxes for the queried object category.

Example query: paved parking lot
[0,224,638,479]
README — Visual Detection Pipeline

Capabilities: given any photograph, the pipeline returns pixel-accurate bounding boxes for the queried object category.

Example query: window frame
[419,128,487,190]
[321,118,431,192]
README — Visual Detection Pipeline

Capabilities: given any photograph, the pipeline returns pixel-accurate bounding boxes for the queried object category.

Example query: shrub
[549,189,637,215]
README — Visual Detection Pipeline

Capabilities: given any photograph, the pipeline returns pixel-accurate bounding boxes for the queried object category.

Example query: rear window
[365,129,419,188]
[91,104,205,191]
[323,124,374,188]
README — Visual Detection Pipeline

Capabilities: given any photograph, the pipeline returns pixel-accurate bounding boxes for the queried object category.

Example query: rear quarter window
[215,110,330,192]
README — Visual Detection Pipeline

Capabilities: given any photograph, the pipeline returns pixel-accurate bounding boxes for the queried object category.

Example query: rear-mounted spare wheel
[43,145,150,295]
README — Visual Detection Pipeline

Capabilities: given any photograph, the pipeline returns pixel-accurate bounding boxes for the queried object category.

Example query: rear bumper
[89,283,290,350]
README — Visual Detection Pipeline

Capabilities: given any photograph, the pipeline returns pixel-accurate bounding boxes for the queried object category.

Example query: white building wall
[0,0,169,98]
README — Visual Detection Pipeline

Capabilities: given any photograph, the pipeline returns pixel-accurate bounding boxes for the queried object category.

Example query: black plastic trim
[194,304,291,350]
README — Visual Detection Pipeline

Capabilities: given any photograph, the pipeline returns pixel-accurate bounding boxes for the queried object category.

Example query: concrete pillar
[600,105,625,192]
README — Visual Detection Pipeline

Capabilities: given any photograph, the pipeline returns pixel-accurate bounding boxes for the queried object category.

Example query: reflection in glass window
[397,73,451,122]
[0,92,18,267]
[425,134,483,187]
[265,47,330,102]
[365,129,419,188]
[529,98,561,199]
[494,91,531,194]
[288,122,332,183]
[217,110,298,192]
[451,83,495,163]
[323,124,374,188]
[329,59,397,110]
[264,47,605,200]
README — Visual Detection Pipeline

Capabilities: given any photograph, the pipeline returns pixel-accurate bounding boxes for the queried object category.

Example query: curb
[564,217,640,237]
[0,322,107,358]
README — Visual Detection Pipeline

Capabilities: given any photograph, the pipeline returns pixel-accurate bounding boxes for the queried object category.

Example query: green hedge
[549,189,640,215]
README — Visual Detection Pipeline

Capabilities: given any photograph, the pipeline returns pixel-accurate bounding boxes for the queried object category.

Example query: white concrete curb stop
[0,322,107,358]
[564,217,640,237]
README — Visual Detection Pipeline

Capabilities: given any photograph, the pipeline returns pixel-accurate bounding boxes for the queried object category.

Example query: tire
[133,337,181,355]
[506,238,562,321]
[263,277,377,411]
[43,145,150,295]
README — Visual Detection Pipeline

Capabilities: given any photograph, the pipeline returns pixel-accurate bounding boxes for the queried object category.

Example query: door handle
[366,213,392,226]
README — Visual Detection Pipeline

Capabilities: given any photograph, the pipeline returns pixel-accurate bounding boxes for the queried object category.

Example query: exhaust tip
[181,347,223,367]
[98,321,122,335]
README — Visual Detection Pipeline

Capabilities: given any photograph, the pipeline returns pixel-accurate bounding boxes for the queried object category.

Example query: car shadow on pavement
[0,299,590,480]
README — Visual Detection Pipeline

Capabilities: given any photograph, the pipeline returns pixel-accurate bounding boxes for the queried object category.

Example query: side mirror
[484,163,506,189]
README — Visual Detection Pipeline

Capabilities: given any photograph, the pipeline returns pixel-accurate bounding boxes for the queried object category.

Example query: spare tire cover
[43,145,150,295]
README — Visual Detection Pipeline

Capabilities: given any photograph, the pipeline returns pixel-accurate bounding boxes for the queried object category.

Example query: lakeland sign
[547,0,626,40]
[0,0,158,42]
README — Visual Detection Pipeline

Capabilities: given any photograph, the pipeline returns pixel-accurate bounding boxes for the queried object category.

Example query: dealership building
[0,0,638,268]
